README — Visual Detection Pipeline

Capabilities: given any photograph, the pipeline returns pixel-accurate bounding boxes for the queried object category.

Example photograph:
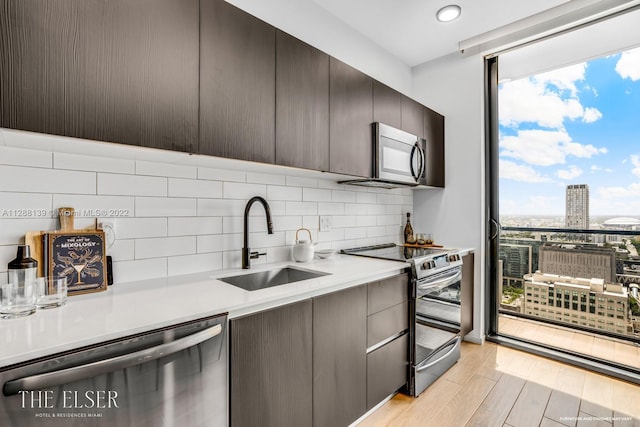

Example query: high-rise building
[566,184,589,229]
[539,245,616,282]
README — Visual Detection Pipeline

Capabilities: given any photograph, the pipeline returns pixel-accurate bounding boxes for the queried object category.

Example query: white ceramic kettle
[292,228,317,262]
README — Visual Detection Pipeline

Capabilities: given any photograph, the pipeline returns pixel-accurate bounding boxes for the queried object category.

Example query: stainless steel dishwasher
[0,313,227,426]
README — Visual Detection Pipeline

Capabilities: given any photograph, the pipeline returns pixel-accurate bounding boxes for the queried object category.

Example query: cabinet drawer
[367,333,408,410]
[367,301,408,348]
[367,273,408,315]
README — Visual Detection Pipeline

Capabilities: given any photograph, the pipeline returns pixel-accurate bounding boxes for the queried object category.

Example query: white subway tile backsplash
[115,218,167,239]
[136,197,196,217]
[52,195,135,218]
[98,174,167,197]
[332,215,356,228]
[356,192,377,204]
[222,182,266,200]
[198,167,245,183]
[0,165,95,194]
[344,227,367,240]
[286,201,317,216]
[0,146,52,168]
[168,252,223,276]
[136,161,196,179]
[303,188,332,202]
[0,245,18,274]
[0,218,57,245]
[55,153,134,174]
[169,217,222,236]
[197,234,225,253]
[247,172,286,186]
[2,139,413,282]
[268,185,302,201]
[197,199,244,217]
[0,193,52,215]
[332,190,356,203]
[135,236,196,259]
[271,216,303,232]
[112,258,167,282]
[108,239,135,261]
[286,176,318,188]
[168,178,222,199]
[318,202,344,216]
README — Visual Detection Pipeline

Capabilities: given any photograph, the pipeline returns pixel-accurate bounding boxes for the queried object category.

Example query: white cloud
[631,155,640,178]
[615,47,640,81]
[499,78,584,129]
[556,166,583,180]
[582,107,602,123]
[534,63,586,95]
[590,165,613,173]
[500,129,607,166]
[499,159,552,183]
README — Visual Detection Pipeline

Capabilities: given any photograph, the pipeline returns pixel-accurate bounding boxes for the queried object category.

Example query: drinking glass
[0,281,37,319]
[36,276,68,309]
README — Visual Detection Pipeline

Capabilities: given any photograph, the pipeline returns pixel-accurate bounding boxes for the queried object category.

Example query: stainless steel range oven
[342,244,466,397]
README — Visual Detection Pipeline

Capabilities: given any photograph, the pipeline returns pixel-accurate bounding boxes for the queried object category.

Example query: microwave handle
[410,142,423,182]
[417,143,425,179]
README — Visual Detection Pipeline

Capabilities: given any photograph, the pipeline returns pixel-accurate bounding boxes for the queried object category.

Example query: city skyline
[499,45,640,216]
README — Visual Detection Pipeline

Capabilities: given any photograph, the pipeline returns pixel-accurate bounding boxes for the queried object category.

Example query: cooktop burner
[340,243,448,262]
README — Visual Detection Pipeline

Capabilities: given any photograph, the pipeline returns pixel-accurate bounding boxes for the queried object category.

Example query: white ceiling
[311,0,568,67]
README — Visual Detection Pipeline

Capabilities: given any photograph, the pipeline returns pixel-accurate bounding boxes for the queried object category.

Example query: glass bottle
[8,245,37,286]
[404,213,414,243]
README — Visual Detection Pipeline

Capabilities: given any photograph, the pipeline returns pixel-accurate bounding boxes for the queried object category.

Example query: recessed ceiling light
[436,5,461,22]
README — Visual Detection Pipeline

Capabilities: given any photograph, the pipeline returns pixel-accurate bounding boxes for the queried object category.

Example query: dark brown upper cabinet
[329,58,373,178]
[373,81,402,129]
[401,95,425,138]
[199,0,276,163]
[424,106,445,187]
[275,31,329,171]
[0,0,199,152]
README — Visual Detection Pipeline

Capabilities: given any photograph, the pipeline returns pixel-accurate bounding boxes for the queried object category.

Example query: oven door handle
[416,337,459,372]
[3,324,223,396]
[418,269,462,290]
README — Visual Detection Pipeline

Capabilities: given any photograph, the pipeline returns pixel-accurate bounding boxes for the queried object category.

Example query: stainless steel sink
[218,266,330,291]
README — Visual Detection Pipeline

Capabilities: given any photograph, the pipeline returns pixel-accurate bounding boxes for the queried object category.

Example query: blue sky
[499,46,640,216]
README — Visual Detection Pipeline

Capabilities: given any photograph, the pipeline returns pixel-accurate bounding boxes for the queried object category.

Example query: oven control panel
[416,252,462,279]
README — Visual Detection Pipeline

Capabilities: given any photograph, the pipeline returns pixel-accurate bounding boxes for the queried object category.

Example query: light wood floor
[359,341,640,427]
[499,314,640,369]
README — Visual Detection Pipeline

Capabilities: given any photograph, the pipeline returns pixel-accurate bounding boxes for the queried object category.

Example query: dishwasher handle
[3,323,223,396]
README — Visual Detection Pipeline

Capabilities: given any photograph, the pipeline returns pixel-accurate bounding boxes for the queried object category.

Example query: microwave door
[378,136,416,185]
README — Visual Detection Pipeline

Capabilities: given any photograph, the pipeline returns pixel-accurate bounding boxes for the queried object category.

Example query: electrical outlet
[319,216,332,232]
[98,221,116,249]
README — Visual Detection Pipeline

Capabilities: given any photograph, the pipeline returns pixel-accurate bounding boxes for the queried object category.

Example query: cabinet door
[401,95,424,137]
[461,252,474,336]
[373,81,402,129]
[275,31,329,171]
[230,300,312,427]
[367,334,409,410]
[200,0,275,163]
[313,285,367,427]
[424,106,445,187]
[329,58,373,178]
[0,0,199,152]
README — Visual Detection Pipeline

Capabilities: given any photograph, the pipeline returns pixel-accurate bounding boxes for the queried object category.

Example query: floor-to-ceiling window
[487,8,640,382]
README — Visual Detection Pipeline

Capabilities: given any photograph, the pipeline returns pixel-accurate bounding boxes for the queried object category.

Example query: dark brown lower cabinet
[313,285,367,427]
[230,300,312,427]
[367,334,409,410]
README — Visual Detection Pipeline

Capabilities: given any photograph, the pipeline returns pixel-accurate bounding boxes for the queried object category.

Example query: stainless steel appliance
[342,243,465,397]
[339,123,426,189]
[0,313,227,426]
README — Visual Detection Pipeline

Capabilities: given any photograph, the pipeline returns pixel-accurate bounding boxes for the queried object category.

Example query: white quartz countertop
[0,254,408,368]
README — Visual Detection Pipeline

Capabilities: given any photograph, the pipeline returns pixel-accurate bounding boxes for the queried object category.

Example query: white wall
[225,0,412,94]
[411,52,486,342]
[0,129,413,286]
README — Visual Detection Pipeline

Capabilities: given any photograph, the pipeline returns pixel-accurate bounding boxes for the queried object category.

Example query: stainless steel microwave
[339,123,426,189]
